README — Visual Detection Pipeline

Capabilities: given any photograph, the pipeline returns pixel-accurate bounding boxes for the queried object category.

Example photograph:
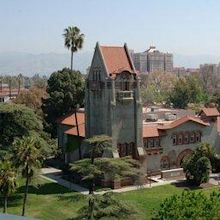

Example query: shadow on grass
[171,180,203,190]
[17,182,72,195]
[0,194,23,208]
[57,193,84,202]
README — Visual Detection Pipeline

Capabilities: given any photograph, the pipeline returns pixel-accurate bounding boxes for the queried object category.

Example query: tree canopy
[42,68,85,136]
[63,26,85,71]
[183,145,212,186]
[168,75,204,108]
[153,190,220,220]
[0,103,42,147]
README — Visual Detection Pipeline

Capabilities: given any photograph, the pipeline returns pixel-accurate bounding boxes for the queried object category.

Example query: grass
[0,178,86,220]
[1,178,220,220]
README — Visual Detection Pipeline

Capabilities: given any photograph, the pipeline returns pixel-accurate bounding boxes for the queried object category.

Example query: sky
[1,0,220,56]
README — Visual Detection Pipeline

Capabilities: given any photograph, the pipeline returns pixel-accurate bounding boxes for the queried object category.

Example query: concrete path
[41,167,182,195]
[41,167,89,195]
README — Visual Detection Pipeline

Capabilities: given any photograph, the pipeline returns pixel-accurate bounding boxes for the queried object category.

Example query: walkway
[41,167,89,195]
[41,167,181,195]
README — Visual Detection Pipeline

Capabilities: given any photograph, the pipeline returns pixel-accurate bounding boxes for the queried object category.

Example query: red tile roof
[143,126,160,138]
[64,124,85,137]
[56,112,85,126]
[100,45,134,75]
[158,115,209,130]
[200,108,220,117]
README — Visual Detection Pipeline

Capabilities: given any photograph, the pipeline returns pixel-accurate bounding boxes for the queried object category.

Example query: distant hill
[0,51,220,76]
[174,54,220,68]
[0,52,92,76]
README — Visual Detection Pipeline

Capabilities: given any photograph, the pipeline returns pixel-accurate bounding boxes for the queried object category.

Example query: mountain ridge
[0,52,220,76]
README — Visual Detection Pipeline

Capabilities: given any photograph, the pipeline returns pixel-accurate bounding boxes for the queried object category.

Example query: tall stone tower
[85,43,144,159]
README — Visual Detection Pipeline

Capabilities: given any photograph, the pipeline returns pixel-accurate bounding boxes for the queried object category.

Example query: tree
[42,68,85,137]
[0,103,42,147]
[0,160,17,213]
[12,136,43,216]
[73,192,139,220]
[140,72,177,104]
[0,103,55,158]
[152,190,220,220]
[190,143,220,173]
[168,75,204,108]
[71,135,142,220]
[183,147,211,186]
[63,26,84,71]
[13,87,47,117]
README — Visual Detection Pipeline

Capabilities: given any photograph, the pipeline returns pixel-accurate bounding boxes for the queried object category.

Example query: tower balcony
[116,90,133,101]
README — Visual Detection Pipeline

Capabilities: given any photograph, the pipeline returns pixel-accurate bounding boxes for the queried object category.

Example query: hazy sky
[1,0,220,55]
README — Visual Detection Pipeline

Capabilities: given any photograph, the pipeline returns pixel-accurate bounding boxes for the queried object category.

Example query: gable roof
[99,44,135,75]
[64,124,85,137]
[200,107,220,117]
[56,111,85,126]
[158,115,209,130]
[143,125,160,138]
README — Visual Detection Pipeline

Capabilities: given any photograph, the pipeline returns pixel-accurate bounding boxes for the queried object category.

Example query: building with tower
[57,43,220,186]
[85,43,144,160]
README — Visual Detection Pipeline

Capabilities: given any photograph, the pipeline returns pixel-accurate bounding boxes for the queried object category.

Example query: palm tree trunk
[71,51,73,71]
[22,169,29,216]
[3,194,7,213]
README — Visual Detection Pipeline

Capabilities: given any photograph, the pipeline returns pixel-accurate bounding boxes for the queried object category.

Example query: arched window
[172,134,177,145]
[184,132,189,144]
[160,156,170,170]
[178,133,183,145]
[190,132,195,143]
[195,131,201,142]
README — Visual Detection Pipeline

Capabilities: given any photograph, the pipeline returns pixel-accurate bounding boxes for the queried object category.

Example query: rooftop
[200,107,220,117]
[100,44,135,75]
[56,109,85,126]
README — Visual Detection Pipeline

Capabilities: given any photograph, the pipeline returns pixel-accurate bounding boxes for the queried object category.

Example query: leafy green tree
[73,192,139,220]
[12,136,43,216]
[153,190,220,220]
[42,68,85,137]
[168,75,204,108]
[71,135,142,220]
[0,160,17,213]
[191,143,220,173]
[63,26,84,71]
[140,72,177,104]
[183,148,211,186]
[0,103,55,158]
[0,103,42,147]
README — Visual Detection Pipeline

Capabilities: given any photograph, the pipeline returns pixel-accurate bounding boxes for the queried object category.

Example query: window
[196,131,201,142]
[144,139,148,148]
[147,139,154,148]
[160,157,170,169]
[190,132,195,143]
[173,134,177,145]
[184,133,189,144]
[154,138,160,148]
[178,134,183,145]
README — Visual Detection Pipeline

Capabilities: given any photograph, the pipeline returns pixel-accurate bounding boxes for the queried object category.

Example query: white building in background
[132,46,173,74]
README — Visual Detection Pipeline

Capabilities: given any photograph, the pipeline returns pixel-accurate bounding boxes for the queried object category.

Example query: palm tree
[12,136,42,216]
[0,161,17,213]
[63,26,84,71]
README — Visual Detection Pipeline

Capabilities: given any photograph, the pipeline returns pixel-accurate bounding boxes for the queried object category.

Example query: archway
[176,149,193,167]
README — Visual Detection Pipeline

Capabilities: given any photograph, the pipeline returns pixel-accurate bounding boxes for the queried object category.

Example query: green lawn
[1,178,220,220]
